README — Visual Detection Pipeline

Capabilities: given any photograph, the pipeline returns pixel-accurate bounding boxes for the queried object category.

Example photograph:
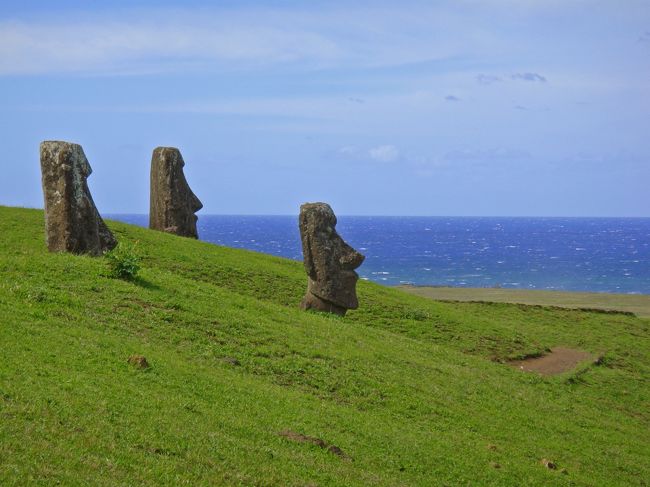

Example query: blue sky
[1,0,648,216]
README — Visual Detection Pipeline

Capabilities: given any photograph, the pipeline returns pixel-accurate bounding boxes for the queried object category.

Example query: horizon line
[105,212,650,219]
[3,205,649,219]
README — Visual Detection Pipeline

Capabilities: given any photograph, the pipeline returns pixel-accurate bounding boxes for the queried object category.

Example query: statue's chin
[300,293,348,316]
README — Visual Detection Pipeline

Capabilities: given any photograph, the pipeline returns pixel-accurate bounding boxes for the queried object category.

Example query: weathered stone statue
[40,141,117,256]
[299,202,365,316]
[149,147,203,238]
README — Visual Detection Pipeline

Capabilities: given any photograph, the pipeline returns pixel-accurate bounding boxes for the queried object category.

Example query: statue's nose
[189,192,203,212]
[79,157,92,178]
[340,247,365,269]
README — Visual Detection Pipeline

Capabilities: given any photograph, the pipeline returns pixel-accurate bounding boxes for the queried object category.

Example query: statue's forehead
[56,143,91,176]
[165,149,185,168]
[312,213,336,227]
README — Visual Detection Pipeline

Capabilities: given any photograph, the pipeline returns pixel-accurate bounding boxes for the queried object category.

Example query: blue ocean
[110,215,650,294]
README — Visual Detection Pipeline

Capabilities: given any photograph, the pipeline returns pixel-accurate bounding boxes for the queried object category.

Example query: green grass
[1,205,648,486]
[398,285,650,318]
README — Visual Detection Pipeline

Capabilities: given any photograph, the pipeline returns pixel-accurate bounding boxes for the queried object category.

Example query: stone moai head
[39,141,117,256]
[149,147,203,239]
[299,202,365,316]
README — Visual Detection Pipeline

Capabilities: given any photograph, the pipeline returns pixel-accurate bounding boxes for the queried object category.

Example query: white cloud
[0,2,644,79]
[369,145,400,163]
[0,18,343,75]
[511,72,547,82]
[476,74,502,85]
[0,5,500,76]
[338,146,359,156]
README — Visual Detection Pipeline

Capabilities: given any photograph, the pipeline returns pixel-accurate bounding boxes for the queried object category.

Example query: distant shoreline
[107,214,650,295]
[397,285,650,318]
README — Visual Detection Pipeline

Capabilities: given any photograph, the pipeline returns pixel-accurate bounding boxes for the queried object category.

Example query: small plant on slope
[105,242,141,280]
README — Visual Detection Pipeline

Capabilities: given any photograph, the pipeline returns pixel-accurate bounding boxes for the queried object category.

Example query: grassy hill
[398,285,650,318]
[1,205,648,486]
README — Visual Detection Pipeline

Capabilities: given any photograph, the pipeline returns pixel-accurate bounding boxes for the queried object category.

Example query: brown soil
[127,354,150,369]
[222,357,241,366]
[278,430,351,460]
[509,347,594,375]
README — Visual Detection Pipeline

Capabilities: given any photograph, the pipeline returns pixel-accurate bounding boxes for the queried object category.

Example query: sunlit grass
[1,206,648,486]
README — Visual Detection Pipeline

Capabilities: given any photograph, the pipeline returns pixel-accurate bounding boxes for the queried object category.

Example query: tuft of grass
[105,241,141,280]
[0,205,648,486]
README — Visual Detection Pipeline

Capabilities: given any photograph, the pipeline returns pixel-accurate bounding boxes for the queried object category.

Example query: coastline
[397,285,650,318]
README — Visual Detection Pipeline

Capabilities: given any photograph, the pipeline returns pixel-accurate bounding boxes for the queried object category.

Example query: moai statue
[39,141,117,256]
[149,147,203,238]
[299,202,365,316]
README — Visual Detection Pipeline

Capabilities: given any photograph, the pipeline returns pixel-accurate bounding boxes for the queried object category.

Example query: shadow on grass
[104,273,162,291]
[131,276,162,291]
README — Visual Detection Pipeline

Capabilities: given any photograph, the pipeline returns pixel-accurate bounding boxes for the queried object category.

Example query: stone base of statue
[300,291,347,316]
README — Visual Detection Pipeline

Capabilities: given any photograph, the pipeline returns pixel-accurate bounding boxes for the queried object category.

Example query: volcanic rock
[127,354,150,369]
[149,147,203,238]
[39,141,117,256]
[299,202,364,316]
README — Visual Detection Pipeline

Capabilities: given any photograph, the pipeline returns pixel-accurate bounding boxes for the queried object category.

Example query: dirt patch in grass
[509,347,594,375]
[127,354,150,369]
[278,430,351,460]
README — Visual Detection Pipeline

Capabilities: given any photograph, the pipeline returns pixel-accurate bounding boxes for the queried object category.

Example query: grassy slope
[0,206,648,486]
[398,285,650,318]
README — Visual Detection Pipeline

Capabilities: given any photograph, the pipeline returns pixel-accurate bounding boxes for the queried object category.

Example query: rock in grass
[299,202,365,316]
[128,355,150,369]
[541,458,557,469]
[39,141,117,256]
[222,357,241,366]
[149,147,203,238]
[278,430,351,461]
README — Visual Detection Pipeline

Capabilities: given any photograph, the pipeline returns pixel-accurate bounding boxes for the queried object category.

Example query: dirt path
[509,347,595,375]
[397,286,650,318]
